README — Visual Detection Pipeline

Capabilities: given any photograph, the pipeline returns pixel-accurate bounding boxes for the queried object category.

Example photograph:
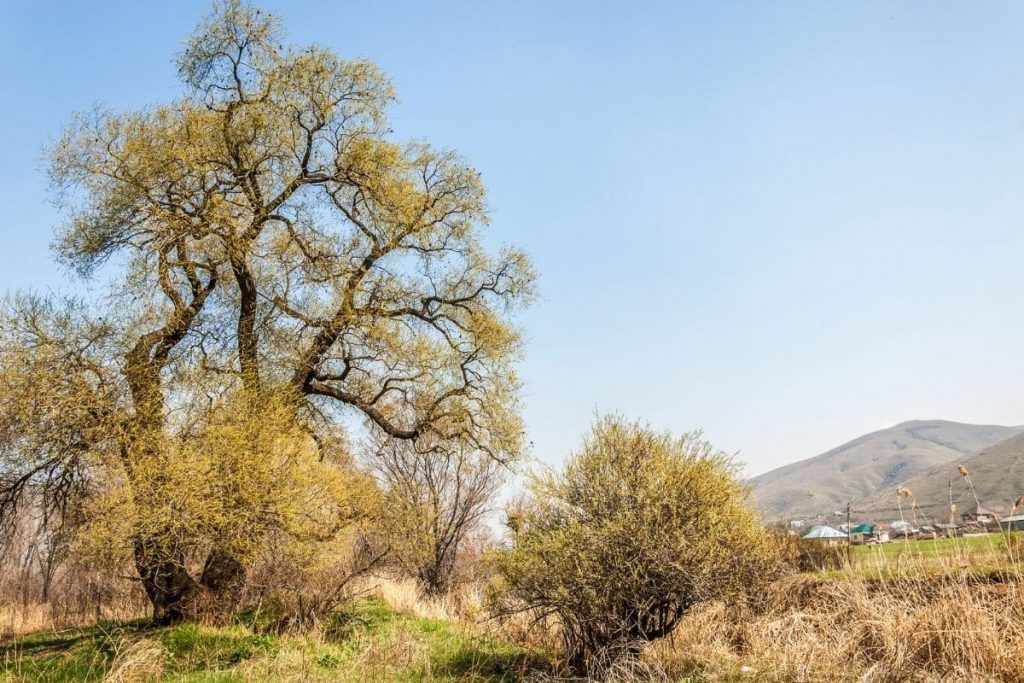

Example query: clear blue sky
[4,1,1024,476]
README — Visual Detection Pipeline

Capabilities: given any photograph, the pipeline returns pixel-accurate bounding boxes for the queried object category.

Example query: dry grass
[7,560,1024,681]
[355,574,562,653]
[0,593,146,640]
[355,575,476,622]
[648,572,1024,682]
[333,569,1024,681]
[102,637,166,682]
[0,604,53,639]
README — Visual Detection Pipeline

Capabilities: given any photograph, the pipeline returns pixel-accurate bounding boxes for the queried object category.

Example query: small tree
[494,415,778,675]
[365,427,503,596]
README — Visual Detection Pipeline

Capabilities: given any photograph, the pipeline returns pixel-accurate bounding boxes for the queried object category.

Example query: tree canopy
[0,0,533,623]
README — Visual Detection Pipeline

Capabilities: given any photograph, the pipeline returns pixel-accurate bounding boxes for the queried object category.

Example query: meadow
[850,532,1023,574]
[1,580,553,683]
[5,545,1024,682]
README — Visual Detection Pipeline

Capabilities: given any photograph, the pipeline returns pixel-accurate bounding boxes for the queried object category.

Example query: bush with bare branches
[364,425,504,597]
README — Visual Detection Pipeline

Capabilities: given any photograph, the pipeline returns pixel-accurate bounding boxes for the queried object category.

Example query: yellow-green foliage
[1,0,534,622]
[493,415,779,675]
[77,394,380,571]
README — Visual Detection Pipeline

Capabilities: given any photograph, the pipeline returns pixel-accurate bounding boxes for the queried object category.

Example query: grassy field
[856,533,1011,556]
[5,548,1024,683]
[5,570,1024,682]
[848,532,1022,575]
[0,597,552,683]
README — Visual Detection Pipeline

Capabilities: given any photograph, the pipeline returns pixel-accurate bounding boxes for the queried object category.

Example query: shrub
[492,415,780,676]
[238,529,388,635]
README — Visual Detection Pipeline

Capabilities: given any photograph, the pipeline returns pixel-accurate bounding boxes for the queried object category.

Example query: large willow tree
[0,1,533,623]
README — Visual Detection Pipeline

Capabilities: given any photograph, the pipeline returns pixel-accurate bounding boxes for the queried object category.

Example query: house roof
[1000,514,1024,523]
[963,504,997,517]
[849,523,876,534]
[803,525,847,539]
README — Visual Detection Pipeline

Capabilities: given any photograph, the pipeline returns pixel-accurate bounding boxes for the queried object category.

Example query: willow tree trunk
[122,277,247,625]
[133,541,196,625]
[133,542,248,624]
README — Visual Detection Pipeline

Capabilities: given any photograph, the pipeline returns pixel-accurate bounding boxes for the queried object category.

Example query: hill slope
[750,420,1023,520]
[854,431,1024,523]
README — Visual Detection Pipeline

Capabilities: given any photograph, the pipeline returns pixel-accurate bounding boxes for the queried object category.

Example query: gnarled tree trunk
[133,540,196,625]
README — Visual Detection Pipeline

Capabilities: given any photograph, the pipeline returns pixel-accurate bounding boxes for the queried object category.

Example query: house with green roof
[848,523,878,544]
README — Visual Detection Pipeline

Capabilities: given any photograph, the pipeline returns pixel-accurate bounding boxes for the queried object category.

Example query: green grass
[0,598,552,682]
[854,533,1011,558]
[816,531,1024,578]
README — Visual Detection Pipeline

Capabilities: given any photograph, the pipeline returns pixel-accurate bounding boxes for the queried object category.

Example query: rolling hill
[854,431,1024,523]
[750,420,1024,520]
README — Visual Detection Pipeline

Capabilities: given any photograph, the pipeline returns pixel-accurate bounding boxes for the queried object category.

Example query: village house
[960,503,998,527]
[802,525,847,546]
[1000,514,1024,532]
[848,523,878,544]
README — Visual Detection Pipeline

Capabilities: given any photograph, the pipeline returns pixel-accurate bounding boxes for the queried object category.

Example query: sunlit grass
[808,531,1024,579]
[0,598,552,683]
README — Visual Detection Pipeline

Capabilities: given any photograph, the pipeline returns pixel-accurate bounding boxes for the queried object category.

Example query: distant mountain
[749,420,1024,520]
[855,431,1024,524]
